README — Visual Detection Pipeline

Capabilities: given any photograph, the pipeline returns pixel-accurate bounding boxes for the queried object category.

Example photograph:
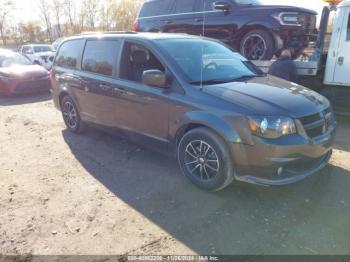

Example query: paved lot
[0,93,350,255]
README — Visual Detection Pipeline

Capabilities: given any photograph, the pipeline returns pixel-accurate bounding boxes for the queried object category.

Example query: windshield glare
[157,39,259,84]
[0,53,32,67]
[234,0,262,5]
[33,46,52,53]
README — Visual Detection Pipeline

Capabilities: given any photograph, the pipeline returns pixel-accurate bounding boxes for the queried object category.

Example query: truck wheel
[240,29,275,60]
[61,95,86,134]
[177,127,234,192]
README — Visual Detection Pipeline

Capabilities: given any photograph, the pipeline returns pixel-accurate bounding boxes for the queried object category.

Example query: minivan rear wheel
[61,95,86,133]
[240,29,275,60]
[177,128,234,191]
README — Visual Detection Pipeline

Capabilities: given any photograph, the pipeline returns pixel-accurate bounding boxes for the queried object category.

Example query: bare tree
[18,21,43,43]
[38,0,53,42]
[0,0,14,46]
[63,0,76,34]
[52,0,63,37]
[84,0,99,30]
[2,0,145,45]
[113,0,142,31]
[100,0,112,31]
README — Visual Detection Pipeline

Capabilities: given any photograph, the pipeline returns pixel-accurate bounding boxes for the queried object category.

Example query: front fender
[171,111,254,147]
[235,19,279,41]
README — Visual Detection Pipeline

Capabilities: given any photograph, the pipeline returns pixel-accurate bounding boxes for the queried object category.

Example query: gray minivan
[51,32,336,191]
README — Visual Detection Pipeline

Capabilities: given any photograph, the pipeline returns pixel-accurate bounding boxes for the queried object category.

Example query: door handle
[99,83,112,91]
[195,18,203,22]
[338,56,344,66]
[165,20,173,24]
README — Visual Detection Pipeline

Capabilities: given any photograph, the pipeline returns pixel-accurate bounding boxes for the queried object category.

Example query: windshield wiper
[190,75,260,86]
[190,79,231,85]
[228,75,258,81]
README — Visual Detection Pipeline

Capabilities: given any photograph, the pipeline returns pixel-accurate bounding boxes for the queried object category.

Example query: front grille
[299,107,334,139]
[299,14,317,30]
[40,56,48,63]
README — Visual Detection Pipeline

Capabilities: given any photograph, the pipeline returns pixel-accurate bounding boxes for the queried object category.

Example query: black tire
[240,29,275,60]
[61,95,86,133]
[177,127,234,192]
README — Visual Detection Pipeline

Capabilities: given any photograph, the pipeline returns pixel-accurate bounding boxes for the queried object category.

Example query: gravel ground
[0,93,350,255]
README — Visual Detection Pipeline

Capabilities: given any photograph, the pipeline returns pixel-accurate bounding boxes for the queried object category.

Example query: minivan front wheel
[61,95,86,133]
[240,29,275,60]
[178,128,234,191]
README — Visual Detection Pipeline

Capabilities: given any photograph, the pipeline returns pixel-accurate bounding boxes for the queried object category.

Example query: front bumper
[273,27,317,49]
[0,79,51,96]
[230,124,336,186]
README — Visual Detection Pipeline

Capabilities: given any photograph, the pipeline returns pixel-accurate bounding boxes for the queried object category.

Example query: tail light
[48,69,53,81]
[132,20,139,31]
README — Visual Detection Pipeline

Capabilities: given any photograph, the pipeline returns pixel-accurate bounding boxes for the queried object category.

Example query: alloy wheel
[62,101,78,129]
[184,140,220,181]
[242,34,267,60]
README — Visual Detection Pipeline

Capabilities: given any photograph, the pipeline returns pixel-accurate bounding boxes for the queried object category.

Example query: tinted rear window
[82,40,120,77]
[56,39,85,69]
[139,0,172,17]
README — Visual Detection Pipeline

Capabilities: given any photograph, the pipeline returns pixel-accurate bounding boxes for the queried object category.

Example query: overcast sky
[11,0,328,25]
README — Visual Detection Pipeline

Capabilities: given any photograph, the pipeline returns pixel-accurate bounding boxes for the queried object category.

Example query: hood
[0,64,49,80]
[203,76,329,118]
[241,5,317,15]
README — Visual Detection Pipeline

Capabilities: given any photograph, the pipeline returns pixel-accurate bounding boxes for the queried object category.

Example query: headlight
[273,12,301,26]
[248,116,296,139]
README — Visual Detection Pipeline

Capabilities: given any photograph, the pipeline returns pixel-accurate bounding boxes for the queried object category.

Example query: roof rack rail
[79,31,138,35]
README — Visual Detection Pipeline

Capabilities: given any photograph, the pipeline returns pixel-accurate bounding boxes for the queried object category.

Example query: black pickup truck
[133,0,317,60]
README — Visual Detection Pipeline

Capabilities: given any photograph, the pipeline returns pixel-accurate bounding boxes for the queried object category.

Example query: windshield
[0,52,32,67]
[33,45,53,53]
[234,0,262,5]
[157,38,262,84]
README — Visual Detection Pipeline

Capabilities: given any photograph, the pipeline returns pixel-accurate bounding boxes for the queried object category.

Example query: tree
[38,0,53,42]
[84,0,99,30]
[52,0,62,37]
[100,0,114,31]
[63,0,76,34]
[113,0,143,31]
[19,21,43,43]
[0,0,14,46]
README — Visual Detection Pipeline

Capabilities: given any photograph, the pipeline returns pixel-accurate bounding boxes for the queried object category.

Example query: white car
[52,38,65,51]
[20,44,55,70]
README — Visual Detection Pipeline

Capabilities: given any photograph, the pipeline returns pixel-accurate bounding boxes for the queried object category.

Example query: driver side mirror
[213,1,231,11]
[142,70,167,88]
[24,50,33,54]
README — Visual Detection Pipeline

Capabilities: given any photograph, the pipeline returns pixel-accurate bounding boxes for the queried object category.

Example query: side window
[119,42,165,84]
[82,40,120,77]
[56,40,84,69]
[346,13,350,41]
[139,0,171,17]
[22,46,32,54]
[174,0,196,13]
